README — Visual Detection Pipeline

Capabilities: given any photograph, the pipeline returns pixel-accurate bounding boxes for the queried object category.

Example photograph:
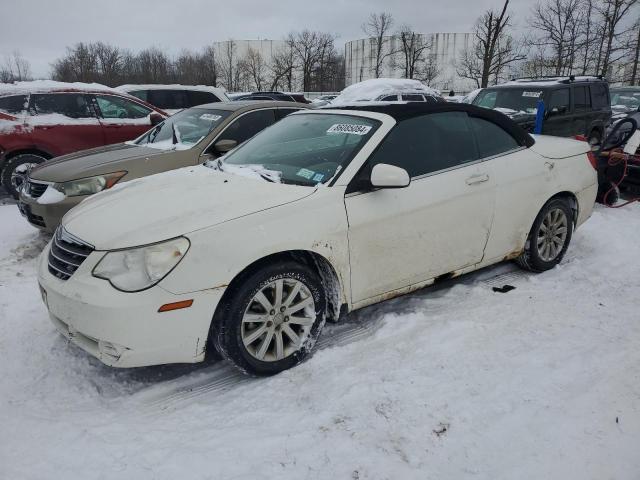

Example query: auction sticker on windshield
[522,91,542,98]
[200,113,222,121]
[327,124,372,135]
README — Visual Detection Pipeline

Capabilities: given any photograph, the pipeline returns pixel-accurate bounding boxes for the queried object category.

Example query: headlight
[54,171,126,197]
[92,237,190,292]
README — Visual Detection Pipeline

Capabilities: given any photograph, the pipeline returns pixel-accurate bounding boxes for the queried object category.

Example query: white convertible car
[38,103,598,375]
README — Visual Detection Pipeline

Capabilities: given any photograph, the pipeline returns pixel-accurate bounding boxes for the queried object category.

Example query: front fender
[159,187,352,306]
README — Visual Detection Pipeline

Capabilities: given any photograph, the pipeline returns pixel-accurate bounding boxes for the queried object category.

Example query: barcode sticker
[327,124,372,135]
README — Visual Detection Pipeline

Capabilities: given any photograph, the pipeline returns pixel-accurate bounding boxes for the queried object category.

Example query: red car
[0,81,167,197]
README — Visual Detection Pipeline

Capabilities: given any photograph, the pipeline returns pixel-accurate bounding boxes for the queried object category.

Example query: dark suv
[473,76,611,144]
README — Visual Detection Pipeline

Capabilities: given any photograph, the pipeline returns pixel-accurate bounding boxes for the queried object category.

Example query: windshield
[136,107,230,150]
[216,113,380,186]
[610,90,640,110]
[473,88,543,114]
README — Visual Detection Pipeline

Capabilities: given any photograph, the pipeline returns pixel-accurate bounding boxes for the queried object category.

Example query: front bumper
[38,242,225,367]
[18,189,83,233]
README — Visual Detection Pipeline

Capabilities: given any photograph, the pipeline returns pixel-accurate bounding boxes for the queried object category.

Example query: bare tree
[421,53,441,85]
[597,0,638,77]
[630,19,640,83]
[242,47,268,90]
[290,30,337,91]
[218,39,237,91]
[270,37,297,90]
[395,26,432,79]
[94,42,122,85]
[457,0,525,87]
[1,51,32,82]
[361,12,394,78]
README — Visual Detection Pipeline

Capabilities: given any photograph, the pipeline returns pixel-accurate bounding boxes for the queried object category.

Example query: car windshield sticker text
[522,91,542,98]
[312,173,325,182]
[200,113,222,121]
[327,123,372,136]
[296,168,315,180]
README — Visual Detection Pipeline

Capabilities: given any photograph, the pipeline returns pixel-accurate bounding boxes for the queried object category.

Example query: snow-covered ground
[1,203,639,479]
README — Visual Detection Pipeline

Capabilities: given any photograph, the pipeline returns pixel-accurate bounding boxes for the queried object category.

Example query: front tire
[211,261,327,375]
[1,154,47,198]
[516,198,574,272]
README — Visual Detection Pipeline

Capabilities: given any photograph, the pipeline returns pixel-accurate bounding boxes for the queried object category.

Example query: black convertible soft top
[328,102,536,148]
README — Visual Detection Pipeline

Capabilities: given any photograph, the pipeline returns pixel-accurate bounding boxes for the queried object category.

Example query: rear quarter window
[469,116,519,158]
[0,95,28,114]
[187,90,219,107]
[591,83,609,109]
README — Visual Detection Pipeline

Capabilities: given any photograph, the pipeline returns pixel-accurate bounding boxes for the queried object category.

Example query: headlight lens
[92,237,190,292]
[54,171,126,197]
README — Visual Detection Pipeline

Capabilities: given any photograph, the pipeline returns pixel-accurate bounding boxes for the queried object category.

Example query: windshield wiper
[172,124,179,145]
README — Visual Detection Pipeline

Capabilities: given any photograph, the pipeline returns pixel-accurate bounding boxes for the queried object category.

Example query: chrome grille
[48,227,94,280]
[25,179,49,198]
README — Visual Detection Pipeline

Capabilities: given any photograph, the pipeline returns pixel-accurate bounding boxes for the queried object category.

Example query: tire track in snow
[129,262,532,415]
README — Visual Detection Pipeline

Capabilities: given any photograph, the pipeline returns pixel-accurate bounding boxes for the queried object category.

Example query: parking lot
[1,202,639,479]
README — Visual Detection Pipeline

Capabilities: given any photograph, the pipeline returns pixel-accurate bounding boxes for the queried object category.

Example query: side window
[94,95,151,119]
[380,95,398,101]
[574,86,590,111]
[128,90,148,102]
[0,95,28,114]
[218,109,276,145]
[366,111,478,178]
[32,93,94,118]
[591,84,609,109]
[274,108,301,121]
[402,94,425,101]
[187,90,219,107]
[148,90,188,110]
[469,116,519,158]
[548,88,570,113]
[477,91,497,108]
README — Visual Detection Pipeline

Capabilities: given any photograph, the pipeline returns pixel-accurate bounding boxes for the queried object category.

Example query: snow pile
[0,80,117,95]
[1,204,640,478]
[332,78,441,105]
[36,186,66,205]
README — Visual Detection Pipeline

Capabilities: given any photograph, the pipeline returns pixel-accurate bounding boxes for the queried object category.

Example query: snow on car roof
[116,84,227,93]
[331,78,441,105]
[497,76,605,88]
[0,80,119,96]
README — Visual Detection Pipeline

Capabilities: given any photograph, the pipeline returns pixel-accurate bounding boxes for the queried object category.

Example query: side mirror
[370,163,410,189]
[150,113,164,126]
[214,139,238,153]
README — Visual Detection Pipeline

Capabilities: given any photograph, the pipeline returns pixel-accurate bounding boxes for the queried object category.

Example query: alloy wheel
[241,278,316,362]
[10,163,39,192]
[536,208,568,262]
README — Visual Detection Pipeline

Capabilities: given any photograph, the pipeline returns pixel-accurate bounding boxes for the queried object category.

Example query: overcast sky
[1,0,533,78]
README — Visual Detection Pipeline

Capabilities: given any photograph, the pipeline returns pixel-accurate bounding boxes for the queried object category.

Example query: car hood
[62,165,317,250]
[29,143,174,183]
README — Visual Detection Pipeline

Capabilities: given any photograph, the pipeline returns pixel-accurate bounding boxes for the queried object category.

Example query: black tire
[516,198,574,272]
[1,154,47,198]
[211,261,327,375]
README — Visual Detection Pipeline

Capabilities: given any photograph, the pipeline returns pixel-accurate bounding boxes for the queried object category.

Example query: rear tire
[516,198,574,272]
[211,261,327,375]
[1,154,47,198]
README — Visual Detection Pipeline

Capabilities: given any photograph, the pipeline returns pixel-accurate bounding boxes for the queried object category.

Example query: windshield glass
[217,113,380,186]
[610,90,640,110]
[473,88,543,114]
[136,107,230,150]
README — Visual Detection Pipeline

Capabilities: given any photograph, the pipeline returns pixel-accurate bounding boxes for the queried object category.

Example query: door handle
[465,173,489,185]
